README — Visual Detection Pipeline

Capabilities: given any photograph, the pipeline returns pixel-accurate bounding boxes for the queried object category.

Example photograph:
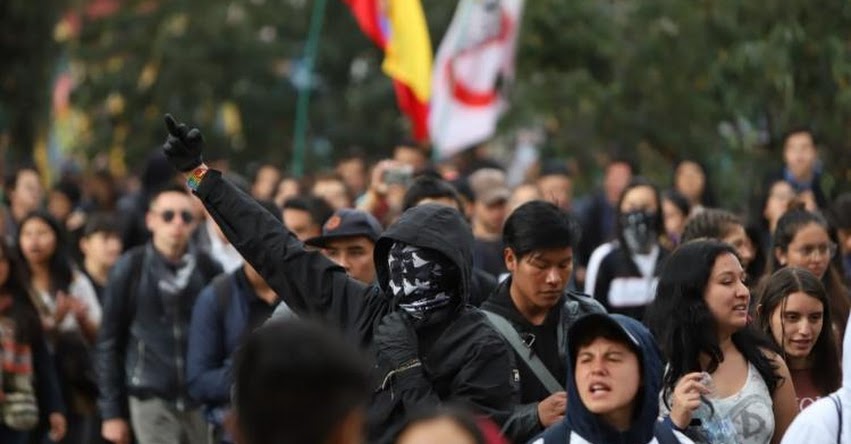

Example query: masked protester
[591,178,669,320]
[160,115,518,444]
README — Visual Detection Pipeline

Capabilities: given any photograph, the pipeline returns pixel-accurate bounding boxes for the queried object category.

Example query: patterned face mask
[386,242,459,321]
[621,210,658,255]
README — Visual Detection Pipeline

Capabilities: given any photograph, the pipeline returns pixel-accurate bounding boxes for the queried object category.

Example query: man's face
[146,191,197,254]
[11,169,43,213]
[784,132,817,180]
[80,231,123,269]
[604,163,632,204]
[323,236,376,284]
[394,145,427,172]
[473,199,508,236]
[283,208,320,241]
[575,337,640,423]
[313,179,351,210]
[537,175,572,209]
[507,247,573,312]
[47,190,73,222]
[252,166,281,201]
[337,158,367,195]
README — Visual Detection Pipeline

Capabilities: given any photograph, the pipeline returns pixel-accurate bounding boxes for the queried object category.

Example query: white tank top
[708,362,775,444]
[661,362,775,444]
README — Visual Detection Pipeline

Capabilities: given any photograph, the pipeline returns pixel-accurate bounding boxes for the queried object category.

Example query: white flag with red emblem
[428,0,524,159]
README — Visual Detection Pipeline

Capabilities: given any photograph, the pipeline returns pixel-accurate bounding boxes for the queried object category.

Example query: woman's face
[776,222,833,279]
[619,185,658,214]
[764,181,796,226]
[662,198,687,239]
[19,218,58,266]
[703,253,750,334]
[675,161,706,203]
[721,224,755,269]
[768,291,823,362]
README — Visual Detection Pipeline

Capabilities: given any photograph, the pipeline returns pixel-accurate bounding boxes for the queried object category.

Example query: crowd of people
[0,114,849,444]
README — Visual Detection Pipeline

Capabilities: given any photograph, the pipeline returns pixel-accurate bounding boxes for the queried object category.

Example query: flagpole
[291,0,329,178]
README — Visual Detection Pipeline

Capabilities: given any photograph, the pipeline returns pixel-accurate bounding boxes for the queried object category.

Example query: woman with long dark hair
[16,210,100,444]
[769,206,850,339]
[0,239,66,443]
[647,240,797,444]
[756,267,841,410]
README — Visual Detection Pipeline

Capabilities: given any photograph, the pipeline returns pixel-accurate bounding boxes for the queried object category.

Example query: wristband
[186,166,209,191]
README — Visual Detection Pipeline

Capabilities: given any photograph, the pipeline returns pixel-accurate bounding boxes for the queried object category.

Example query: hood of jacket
[564,313,664,443]
[374,204,473,306]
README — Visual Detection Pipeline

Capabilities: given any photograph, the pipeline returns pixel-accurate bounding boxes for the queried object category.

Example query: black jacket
[481,277,605,442]
[95,243,222,419]
[592,246,667,320]
[194,171,518,444]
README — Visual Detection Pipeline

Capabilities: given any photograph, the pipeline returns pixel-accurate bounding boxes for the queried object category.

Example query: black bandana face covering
[621,210,658,255]
[387,242,459,322]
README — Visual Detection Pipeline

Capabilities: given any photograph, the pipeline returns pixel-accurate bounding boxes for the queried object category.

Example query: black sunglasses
[157,210,195,224]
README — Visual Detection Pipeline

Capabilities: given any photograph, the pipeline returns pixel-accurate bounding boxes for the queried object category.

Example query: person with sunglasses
[96,184,223,444]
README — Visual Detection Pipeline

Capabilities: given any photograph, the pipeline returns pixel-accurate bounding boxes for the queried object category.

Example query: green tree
[509,0,851,205]
[0,0,68,166]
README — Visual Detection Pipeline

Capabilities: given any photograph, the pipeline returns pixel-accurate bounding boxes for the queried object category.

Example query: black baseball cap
[305,209,383,248]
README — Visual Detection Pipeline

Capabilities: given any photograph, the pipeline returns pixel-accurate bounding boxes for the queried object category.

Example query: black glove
[163,114,205,172]
[374,312,419,368]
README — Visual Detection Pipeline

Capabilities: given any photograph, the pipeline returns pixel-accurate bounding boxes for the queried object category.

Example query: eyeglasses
[155,209,195,225]
[793,242,837,259]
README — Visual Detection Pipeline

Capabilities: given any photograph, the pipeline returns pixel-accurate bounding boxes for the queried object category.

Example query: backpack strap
[830,394,842,444]
[122,247,147,328]
[210,273,233,314]
[653,418,680,444]
[481,310,564,394]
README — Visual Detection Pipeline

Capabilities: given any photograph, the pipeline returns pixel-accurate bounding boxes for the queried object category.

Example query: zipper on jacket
[174,316,186,411]
[131,340,146,385]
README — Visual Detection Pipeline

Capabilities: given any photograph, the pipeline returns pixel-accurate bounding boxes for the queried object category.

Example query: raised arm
[161,115,382,334]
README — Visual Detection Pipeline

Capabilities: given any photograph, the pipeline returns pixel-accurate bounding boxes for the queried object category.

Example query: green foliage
[63,0,455,174]
[3,0,850,205]
[510,0,851,204]
[0,0,67,165]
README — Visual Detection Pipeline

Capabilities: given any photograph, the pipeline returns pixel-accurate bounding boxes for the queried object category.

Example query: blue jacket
[186,268,279,421]
[534,314,676,444]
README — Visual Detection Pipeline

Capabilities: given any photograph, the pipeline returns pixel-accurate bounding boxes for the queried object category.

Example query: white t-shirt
[37,270,102,332]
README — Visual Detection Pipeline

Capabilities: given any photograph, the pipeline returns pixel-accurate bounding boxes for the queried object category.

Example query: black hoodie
[195,171,518,444]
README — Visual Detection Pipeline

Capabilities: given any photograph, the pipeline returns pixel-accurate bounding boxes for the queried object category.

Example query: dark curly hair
[645,239,782,408]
